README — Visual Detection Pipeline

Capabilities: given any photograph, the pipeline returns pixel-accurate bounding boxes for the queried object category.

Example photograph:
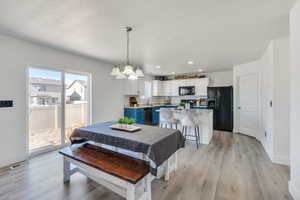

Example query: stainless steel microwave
[179,86,195,96]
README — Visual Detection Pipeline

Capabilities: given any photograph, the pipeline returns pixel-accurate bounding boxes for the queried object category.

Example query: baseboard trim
[259,139,273,161]
[289,181,300,200]
[272,155,290,166]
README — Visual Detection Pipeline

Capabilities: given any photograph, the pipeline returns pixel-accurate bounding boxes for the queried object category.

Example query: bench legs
[63,157,71,183]
[146,175,152,200]
[126,184,136,200]
[126,174,154,200]
[63,156,153,200]
[164,151,178,182]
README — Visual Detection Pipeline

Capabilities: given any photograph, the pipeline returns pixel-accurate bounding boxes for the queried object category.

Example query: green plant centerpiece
[117,117,135,128]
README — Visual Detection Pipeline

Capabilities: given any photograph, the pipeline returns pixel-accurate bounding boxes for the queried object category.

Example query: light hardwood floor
[0,131,293,200]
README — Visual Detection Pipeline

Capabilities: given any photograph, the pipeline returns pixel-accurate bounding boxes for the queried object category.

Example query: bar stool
[159,108,180,129]
[180,110,201,149]
[192,112,203,146]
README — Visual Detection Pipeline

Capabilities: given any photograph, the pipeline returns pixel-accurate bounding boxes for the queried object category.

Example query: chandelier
[110,26,144,80]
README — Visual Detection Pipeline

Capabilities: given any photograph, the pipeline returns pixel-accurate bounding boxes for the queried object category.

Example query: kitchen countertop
[124,105,208,109]
[124,105,178,109]
[157,108,213,113]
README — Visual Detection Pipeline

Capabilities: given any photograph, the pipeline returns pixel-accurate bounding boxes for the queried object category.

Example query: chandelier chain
[126,26,132,65]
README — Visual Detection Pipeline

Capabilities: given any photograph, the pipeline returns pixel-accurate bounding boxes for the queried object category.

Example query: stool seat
[179,110,202,149]
[159,108,180,129]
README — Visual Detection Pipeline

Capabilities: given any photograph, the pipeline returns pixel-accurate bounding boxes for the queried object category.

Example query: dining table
[70,121,185,178]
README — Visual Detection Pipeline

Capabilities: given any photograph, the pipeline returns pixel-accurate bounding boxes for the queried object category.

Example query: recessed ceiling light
[188,61,194,65]
[198,69,203,72]
[171,72,176,74]
[155,66,161,69]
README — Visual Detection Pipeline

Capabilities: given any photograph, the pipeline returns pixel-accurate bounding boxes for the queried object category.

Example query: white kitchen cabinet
[184,79,195,87]
[138,79,145,97]
[152,80,165,96]
[171,80,179,96]
[195,78,209,96]
[151,78,209,97]
[124,79,153,97]
[176,79,185,87]
[152,80,159,96]
[163,81,173,96]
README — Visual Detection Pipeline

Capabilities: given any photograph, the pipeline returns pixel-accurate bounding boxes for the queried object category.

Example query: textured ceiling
[0,0,295,75]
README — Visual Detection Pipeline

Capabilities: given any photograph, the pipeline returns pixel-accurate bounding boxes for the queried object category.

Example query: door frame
[26,66,92,156]
[235,72,260,138]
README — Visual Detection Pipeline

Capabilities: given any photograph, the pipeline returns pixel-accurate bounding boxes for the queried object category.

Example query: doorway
[28,68,91,153]
[237,73,259,138]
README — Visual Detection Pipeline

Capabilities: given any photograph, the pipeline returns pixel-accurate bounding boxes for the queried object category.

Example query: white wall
[205,70,233,87]
[0,34,124,168]
[233,36,290,166]
[260,42,274,159]
[289,1,300,199]
[273,37,290,165]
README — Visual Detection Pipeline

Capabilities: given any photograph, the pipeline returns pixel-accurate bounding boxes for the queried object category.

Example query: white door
[237,74,259,137]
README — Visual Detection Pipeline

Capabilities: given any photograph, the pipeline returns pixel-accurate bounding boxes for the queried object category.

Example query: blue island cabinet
[124,108,144,124]
[192,106,208,109]
[152,106,160,125]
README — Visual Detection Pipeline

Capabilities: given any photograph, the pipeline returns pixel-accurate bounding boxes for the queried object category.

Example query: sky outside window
[29,68,87,85]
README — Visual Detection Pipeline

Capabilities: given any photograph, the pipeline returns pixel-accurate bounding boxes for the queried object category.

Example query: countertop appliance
[179,86,195,96]
[181,99,197,108]
[207,86,233,131]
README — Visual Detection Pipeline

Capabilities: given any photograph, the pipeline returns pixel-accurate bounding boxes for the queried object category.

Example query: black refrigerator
[207,86,233,132]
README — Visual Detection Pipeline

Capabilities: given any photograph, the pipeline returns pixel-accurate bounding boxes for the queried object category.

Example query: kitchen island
[124,105,208,125]
[158,108,213,144]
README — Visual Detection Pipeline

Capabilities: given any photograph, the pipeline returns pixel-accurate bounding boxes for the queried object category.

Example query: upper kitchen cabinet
[195,78,209,96]
[170,80,179,96]
[124,79,152,97]
[151,78,209,97]
[164,81,173,96]
[152,80,165,96]
[183,79,195,87]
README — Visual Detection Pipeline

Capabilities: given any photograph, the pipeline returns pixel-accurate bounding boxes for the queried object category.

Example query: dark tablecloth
[70,121,185,175]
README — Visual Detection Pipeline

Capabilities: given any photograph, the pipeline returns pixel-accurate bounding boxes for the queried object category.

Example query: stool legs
[182,125,201,149]
[194,127,199,149]
[197,126,201,145]
[160,122,179,130]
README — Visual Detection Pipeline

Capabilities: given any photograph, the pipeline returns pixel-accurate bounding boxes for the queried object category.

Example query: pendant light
[110,66,119,76]
[110,26,144,79]
[123,26,135,76]
[136,67,144,77]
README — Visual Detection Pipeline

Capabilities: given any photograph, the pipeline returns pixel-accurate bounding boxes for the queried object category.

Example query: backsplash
[124,95,171,106]
[124,95,207,106]
[170,95,207,105]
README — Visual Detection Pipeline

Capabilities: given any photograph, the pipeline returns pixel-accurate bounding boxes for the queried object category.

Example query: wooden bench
[59,143,154,200]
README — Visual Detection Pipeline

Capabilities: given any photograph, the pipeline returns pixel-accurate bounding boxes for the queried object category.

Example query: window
[28,68,91,152]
